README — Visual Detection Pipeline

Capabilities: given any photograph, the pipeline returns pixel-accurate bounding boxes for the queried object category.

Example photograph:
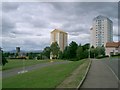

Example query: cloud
[2,2,118,51]
[2,16,15,35]
[2,2,20,12]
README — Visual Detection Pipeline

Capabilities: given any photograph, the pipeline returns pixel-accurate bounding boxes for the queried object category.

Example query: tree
[58,51,63,59]
[90,46,95,58]
[63,46,70,59]
[82,43,90,58]
[15,53,18,58]
[101,45,105,56]
[28,52,34,59]
[50,42,60,59]
[43,46,51,59]
[3,52,10,57]
[2,55,8,66]
[37,54,42,60]
[94,46,105,58]
[0,48,8,66]
[83,49,89,58]
[82,43,90,51]
[76,45,83,60]
[69,41,78,59]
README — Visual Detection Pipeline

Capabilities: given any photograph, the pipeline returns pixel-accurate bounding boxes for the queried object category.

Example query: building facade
[105,42,120,56]
[51,29,68,52]
[90,15,113,47]
[16,47,20,54]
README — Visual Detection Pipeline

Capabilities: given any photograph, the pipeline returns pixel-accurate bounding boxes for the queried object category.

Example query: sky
[1,2,119,51]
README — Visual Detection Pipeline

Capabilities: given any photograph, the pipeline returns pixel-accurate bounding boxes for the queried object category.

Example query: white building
[105,42,120,56]
[51,29,68,52]
[90,15,113,47]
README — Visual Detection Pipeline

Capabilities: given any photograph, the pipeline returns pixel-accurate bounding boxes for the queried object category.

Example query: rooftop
[51,29,67,34]
[93,15,112,23]
[106,41,120,48]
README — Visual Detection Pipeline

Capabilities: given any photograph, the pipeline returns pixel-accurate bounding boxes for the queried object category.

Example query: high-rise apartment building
[51,29,68,51]
[16,47,20,53]
[90,15,113,47]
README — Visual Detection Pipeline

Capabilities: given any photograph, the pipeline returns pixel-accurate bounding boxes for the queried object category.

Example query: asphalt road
[102,57,119,80]
[81,59,119,88]
[2,61,70,78]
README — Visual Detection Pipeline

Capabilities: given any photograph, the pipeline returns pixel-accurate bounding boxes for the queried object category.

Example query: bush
[69,58,79,61]
[96,55,109,59]
[111,54,120,57]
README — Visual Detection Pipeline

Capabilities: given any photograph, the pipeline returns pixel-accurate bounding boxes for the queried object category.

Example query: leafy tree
[82,43,90,51]
[76,45,83,60]
[82,43,90,58]
[2,55,8,66]
[37,54,42,60]
[63,46,70,59]
[43,46,51,59]
[28,52,34,59]
[69,41,78,59]
[83,49,89,58]
[90,46,95,58]
[15,53,18,58]
[3,52,10,57]
[50,42,60,59]
[0,49,8,66]
[9,53,15,57]
[94,46,105,58]
[58,51,63,59]
[101,45,105,56]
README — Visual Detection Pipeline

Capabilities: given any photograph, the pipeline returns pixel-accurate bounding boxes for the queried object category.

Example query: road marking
[18,70,28,74]
[103,62,120,85]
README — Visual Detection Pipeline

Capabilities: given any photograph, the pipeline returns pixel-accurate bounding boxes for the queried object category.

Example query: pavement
[2,61,70,78]
[81,59,119,88]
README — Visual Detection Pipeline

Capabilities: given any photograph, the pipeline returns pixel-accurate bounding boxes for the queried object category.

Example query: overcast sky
[1,2,118,51]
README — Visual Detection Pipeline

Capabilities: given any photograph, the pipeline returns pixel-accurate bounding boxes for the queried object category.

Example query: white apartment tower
[51,29,68,52]
[90,15,113,47]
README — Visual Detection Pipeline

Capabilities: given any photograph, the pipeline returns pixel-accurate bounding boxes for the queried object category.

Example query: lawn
[2,59,89,88]
[0,71,1,90]
[2,59,65,71]
[57,59,90,88]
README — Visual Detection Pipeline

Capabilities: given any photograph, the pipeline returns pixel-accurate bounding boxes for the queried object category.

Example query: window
[110,52,114,56]
[115,48,118,50]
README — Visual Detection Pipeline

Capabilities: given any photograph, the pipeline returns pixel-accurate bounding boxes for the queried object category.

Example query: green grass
[3,60,87,88]
[0,66,1,70]
[2,59,65,71]
[57,59,90,88]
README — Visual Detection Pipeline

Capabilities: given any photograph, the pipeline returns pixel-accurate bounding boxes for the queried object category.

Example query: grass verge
[3,60,86,88]
[57,59,90,88]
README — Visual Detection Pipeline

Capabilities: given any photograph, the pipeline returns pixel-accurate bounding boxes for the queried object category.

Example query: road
[2,61,70,78]
[81,59,119,88]
[102,57,119,80]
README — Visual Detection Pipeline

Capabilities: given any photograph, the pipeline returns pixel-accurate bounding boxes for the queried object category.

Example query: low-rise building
[105,42,120,56]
